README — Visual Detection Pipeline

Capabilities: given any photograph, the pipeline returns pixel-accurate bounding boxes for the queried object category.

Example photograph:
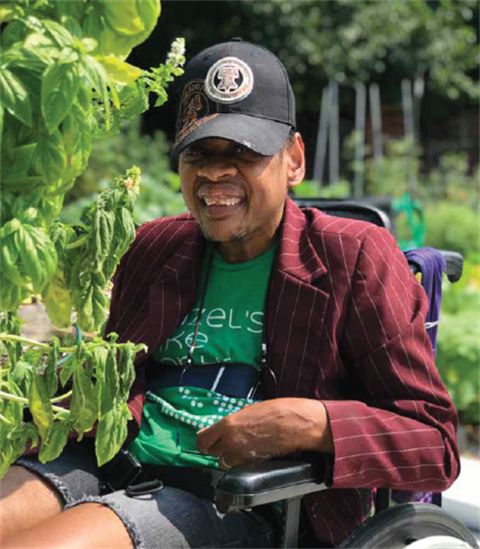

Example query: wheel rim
[406,535,473,549]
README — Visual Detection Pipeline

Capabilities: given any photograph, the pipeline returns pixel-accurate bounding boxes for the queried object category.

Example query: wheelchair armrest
[440,250,464,283]
[215,459,328,513]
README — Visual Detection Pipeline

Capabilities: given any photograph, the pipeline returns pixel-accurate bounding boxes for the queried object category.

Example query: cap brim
[173,113,292,158]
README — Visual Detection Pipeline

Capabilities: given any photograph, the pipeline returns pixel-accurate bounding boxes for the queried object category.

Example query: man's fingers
[196,421,223,453]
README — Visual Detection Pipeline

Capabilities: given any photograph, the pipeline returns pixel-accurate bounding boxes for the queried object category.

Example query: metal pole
[413,71,425,146]
[401,78,417,192]
[369,83,383,161]
[313,87,330,186]
[329,81,339,184]
[354,82,366,198]
[402,79,415,140]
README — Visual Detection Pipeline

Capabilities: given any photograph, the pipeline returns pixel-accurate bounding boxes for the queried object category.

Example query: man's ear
[286,133,305,189]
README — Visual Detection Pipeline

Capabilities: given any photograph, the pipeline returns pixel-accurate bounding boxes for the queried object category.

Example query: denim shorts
[16,441,278,549]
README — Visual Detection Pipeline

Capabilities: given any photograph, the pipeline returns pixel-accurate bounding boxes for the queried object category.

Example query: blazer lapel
[264,198,330,398]
[140,229,206,361]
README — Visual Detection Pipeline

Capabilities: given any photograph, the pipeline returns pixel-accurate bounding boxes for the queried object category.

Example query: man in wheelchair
[0,40,464,549]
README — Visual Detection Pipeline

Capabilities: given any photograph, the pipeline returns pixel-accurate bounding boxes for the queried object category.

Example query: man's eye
[234,145,259,158]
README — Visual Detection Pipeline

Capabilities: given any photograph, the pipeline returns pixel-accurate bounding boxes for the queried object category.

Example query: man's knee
[0,465,64,540]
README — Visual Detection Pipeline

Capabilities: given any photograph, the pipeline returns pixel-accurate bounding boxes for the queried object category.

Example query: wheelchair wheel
[338,503,479,549]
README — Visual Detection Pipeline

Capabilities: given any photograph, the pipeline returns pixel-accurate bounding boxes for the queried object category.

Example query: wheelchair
[211,199,477,549]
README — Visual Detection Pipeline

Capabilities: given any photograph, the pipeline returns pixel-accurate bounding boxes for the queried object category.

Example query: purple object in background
[405,247,447,357]
[392,247,447,505]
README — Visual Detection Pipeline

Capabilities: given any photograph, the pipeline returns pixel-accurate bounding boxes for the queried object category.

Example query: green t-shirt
[129,243,277,468]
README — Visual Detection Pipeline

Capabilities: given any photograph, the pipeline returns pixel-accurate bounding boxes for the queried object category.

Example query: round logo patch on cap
[205,57,254,104]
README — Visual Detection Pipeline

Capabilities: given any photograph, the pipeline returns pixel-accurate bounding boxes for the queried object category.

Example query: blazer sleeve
[322,225,460,491]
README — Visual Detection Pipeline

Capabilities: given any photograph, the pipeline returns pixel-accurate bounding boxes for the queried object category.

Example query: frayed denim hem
[65,495,144,549]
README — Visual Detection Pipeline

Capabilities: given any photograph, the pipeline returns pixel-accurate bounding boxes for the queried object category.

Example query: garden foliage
[0,0,185,478]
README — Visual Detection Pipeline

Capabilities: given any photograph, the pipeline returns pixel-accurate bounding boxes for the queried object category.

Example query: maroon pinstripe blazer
[105,197,459,547]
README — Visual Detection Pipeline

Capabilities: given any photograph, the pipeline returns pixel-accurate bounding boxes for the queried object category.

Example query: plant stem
[50,391,72,403]
[0,390,68,414]
[65,235,88,250]
[0,334,76,353]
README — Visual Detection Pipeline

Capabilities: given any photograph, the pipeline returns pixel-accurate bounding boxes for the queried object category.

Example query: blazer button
[311,501,319,518]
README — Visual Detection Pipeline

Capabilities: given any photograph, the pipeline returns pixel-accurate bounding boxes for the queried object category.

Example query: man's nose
[196,157,238,181]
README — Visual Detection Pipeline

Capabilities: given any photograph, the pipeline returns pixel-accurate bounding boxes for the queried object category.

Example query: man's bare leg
[0,465,64,541]
[2,503,134,549]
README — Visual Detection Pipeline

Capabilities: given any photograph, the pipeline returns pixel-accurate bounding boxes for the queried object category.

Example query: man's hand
[196,398,334,470]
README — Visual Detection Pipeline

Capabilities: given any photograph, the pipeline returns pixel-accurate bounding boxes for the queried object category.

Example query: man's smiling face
[178,136,304,263]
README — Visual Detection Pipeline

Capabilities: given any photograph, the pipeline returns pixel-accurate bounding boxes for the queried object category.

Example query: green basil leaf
[41,60,80,134]
[45,337,60,398]
[70,366,98,437]
[61,111,80,159]
[42,270,73,329]
[98,348,119,418]
[0,3,22,24]
[84,55,120,118]
[15,223,58,293]
[95,402,130,466]
[73,269,107,333]
[9,360,32,396]
[93,210,114,262]
[43,19,75,49]
[23,32,60,65]
[103,208,135,280]
[0,20,29,51]
[118,81,149,120]
[1,143,37,178]
[2,42,47,74]
[70,102,93,174]
[54,0,85,23]
[0,69,32,127]
[33,129,67,185]
[101,0,145,35]
[0,227,23,285]
[0,380,24,427]
[59,355,79,388]
[0,279,28,312]
[38,419,72,464]
[119,344,135,397]
[1,176,44,191]
[94,56,142,86]
[0,104,4,149]
[0,435,19,480]
[29,368,54,440]
[154,87,168,108]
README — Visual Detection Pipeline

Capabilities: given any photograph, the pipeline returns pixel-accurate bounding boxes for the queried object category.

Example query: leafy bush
[426,152,479,209]
[437,263,480,424]
[292,180,351,198]
[424,202,480,259]
[0,0,185,479]
[365,138,421,199]
[62,118,186,225]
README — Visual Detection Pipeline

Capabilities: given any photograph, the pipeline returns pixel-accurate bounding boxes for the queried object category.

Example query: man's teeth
[203,197,242,206]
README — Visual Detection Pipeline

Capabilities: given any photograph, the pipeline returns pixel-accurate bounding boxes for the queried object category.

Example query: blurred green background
[62,0,479,427]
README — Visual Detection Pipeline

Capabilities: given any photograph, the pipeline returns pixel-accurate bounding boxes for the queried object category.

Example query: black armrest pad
[215,457,329,513]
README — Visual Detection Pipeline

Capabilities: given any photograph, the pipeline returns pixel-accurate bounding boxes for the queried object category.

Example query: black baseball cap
[172,39,296,158]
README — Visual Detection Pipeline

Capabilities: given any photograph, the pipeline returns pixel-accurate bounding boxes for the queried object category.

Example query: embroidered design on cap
[175,80,219,145]
[205,57,254,104]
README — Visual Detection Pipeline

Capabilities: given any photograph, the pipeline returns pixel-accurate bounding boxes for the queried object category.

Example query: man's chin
[200,226,249,243]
